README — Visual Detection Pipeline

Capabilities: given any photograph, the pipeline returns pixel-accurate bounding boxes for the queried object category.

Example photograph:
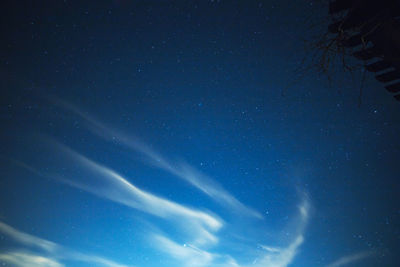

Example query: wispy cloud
[0,221,131,267]
[43,141,222,246]
[248,198,310,267]
[0,251,63,267]
[153,234,214,267]
[149,197,310,267]
[11,99,318,267]
[52,99,261,219]
[13,138,311,267]
[61,251,132,267]
[0,222,59,253]
[326,251,374,267]
[252,235,304,267]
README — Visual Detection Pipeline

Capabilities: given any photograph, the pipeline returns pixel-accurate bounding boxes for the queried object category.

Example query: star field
[0,1,399,267]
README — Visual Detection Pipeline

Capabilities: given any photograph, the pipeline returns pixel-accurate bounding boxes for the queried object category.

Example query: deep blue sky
[1,1,399,267]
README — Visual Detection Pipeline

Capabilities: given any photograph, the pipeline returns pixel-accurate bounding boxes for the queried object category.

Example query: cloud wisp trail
[3,98,381,267]
[0,222,59,253]
[149,197,311,267]
[46,141,222,246]
[153,234,214,267]
[12,99,321,267]
[0,221,131,267]
[52,99,262,219]
[0,252,63,267]
[12,134,373,267]
[246,198,310,267]
[24,135,310,267]
[326,251,374,267]
[13,138,313,267]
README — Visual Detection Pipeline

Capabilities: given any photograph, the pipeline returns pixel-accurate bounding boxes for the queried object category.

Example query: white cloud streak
[0,221,131,267]
[151,197,310,267]
[252,235,304,267]
[40,138,308,267]
[326,251,374,267]
[17,139,310,267]
[61,251,132,267]
[247,198,310,267]
[153,235,214,267]
[13,98,319,267]
[53,99,261,219]
[12,143,313,267]
[0,251,64,267]
[0,222,59,253]
[50,143,222,246]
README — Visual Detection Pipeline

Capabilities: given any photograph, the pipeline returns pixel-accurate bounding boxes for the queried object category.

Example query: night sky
[1,1,400,267]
